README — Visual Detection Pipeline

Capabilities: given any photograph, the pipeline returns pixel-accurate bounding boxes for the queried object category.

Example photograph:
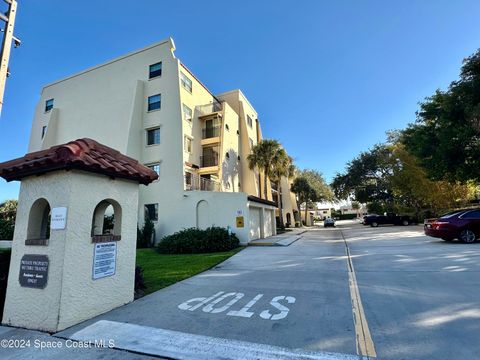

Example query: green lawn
[136,247,243,295]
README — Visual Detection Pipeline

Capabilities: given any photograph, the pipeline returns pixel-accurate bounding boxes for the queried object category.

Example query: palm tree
[247,139,283,200]
[268,150,291,229]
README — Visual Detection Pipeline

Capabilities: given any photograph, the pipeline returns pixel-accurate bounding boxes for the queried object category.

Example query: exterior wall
[26,38,284,243]
[2,170,139,332]
[278,176,298,227]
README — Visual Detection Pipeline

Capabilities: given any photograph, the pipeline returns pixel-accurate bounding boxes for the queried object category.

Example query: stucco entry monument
[0,138,157,332]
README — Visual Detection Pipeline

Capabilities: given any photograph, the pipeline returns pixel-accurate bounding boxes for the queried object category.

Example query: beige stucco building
[27,38,297,243]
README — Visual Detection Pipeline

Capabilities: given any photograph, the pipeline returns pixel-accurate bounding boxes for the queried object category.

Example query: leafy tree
[247,139,284,199]
[401,49,480,182]
[0,200,17,240]
[291,169,333,225]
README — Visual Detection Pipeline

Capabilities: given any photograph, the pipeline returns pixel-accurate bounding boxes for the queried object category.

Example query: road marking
[341,230,377,358]
[178,292,296,320]
[68,320,363,360]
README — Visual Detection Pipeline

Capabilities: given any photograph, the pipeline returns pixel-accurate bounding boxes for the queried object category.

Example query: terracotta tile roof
[0,138,158,185]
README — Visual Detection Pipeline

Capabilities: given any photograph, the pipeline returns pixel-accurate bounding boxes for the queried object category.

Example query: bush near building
[0,249,11,322]
[157,227,239,254]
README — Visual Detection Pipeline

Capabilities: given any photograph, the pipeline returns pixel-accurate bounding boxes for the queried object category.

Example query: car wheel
[402,220,409,226]
[371,222,378,227]
[459,229,476,243]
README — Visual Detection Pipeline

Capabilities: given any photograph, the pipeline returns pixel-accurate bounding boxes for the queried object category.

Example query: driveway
[17,221,480,359]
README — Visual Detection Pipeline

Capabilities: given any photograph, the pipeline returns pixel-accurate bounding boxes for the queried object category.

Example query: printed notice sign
[19,254,49,289]
[50,207,67,230]
[92,242,117,280]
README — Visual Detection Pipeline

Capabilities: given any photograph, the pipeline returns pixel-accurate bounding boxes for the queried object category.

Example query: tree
[351,201,360,217]
[247,139,283,200]
[268,150,291,229]
[291,169,333,225]
[401,49,480,182]
[0,200,17,240]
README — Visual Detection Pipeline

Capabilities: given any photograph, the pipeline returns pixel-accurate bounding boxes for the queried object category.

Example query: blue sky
[0,0,479,202]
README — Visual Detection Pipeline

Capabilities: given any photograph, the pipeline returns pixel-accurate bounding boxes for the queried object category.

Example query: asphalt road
[4,221,480,359]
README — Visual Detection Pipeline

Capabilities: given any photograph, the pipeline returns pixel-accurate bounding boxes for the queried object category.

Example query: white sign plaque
[50,207,67,230]
[92,242,117,280]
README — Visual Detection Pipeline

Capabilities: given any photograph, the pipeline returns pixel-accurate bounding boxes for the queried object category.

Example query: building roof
[0,138,158,185]
[247,195,277,208]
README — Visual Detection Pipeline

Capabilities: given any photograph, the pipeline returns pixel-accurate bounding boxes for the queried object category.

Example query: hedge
[157,227,239,254]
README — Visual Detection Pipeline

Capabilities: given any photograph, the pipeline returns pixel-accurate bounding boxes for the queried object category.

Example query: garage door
[249,207,261,240]
[264,209,274,238]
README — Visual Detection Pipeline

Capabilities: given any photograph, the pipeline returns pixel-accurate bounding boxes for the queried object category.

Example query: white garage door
[264,209,274,238]
[249,207,261,240]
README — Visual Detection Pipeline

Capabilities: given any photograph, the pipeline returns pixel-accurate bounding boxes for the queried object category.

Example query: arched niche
[26,198,51,244]
[91,199,122,241]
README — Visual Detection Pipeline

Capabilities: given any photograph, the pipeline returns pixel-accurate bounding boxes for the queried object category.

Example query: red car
[424,209,480,243]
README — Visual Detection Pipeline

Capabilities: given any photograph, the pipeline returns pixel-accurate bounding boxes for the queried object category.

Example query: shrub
[157,227,239,254]
[0,250,11,323]
[134,266,146,299]
[0,219,14,240]
[137,218,155,248]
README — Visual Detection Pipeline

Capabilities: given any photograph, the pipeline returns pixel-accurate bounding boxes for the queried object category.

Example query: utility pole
[0,0,19,118]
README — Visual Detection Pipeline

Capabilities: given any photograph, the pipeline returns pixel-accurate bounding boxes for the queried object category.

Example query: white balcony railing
[185,173,221,192]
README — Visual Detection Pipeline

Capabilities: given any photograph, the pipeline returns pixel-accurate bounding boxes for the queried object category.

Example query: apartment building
[28,38,297,243]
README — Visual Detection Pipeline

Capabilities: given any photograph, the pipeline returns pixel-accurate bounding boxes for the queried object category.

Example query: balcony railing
[200,155,219,167]
[202,126,221,139]
[185,173,221,192]
[197,101,223,117]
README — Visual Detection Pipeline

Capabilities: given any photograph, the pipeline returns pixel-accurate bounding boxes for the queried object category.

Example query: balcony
[185,173,221,192]
[197,101,223,117]
[200,155,219,167]
[202,126,221,139]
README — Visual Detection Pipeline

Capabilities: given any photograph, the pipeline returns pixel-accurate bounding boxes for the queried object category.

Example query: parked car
[424,208,480,243]
[363,212,414,227]
[324,218,335,228]
[362,214,378,225]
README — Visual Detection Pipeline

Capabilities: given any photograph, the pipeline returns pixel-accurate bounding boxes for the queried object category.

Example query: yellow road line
[341,231,377,358]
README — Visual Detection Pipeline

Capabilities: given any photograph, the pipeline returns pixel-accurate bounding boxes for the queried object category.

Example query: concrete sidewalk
[248,227,309,246]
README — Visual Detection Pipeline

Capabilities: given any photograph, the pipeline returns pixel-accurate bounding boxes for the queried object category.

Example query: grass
[136,247,243,295]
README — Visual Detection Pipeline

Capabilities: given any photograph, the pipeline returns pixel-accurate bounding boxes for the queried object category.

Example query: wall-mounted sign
[92,242,117,280]
[236,216,245,228]
[50,207,67,230]
[19,254,49,289]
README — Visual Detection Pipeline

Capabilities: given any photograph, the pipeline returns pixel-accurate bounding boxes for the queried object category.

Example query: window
[462,210,480,219]
[249,138,254,148]
[180,71,192,93]
[147,163,160,176]
[45,99,54,112]
[146,127,160,145]
[184,136,192,153]
[148,94,161,111]
[183,104,192,122]
[247,115,253,128]
[91,200,122,237]
[149,62,162,79]
[41,126,47,139]
[144,203,158,221]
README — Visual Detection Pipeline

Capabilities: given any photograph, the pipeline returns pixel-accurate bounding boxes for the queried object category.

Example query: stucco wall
[2,170,139,332]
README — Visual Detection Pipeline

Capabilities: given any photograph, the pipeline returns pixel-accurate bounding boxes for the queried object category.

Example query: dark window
[183,104,192,122]
[462,210,480,219]
[45,99,54,112]
[148,94,161,111]
[247,115,253,128]
[180,72,192,93]
[41,126,47,139]
[144,204,158,221]
[146,128,160,145]
[147,163,160,176]
[149,62,162,79]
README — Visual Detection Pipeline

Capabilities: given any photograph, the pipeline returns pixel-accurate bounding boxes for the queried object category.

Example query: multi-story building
[28,37,297,243]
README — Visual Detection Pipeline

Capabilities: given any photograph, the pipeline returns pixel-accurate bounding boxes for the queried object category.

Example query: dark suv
[424,209,480,243]
[363,213,414,227]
